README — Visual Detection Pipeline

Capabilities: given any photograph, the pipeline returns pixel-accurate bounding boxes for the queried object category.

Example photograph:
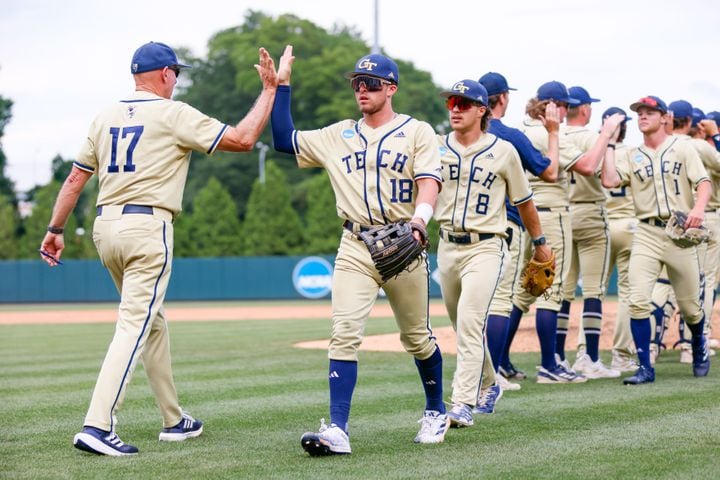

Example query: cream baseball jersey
[74,91,228,214]
[563,125,606,203]
[615,136,709,218]
[292,114,442,224]
[605,144,635,219]
[674,134,720,175]
[519,118,578,207]
[435,133,532,235]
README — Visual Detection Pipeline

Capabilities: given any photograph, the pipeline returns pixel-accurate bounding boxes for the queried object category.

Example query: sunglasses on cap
[351,75,391,92]
[446,96,481,111]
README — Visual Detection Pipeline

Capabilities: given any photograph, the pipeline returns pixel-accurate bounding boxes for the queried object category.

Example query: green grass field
[2,309,720,479]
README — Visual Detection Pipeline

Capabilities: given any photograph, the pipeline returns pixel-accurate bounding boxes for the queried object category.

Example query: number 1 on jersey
[108,126,144,173]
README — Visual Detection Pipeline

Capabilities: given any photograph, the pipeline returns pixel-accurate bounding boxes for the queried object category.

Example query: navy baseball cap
[706,111,720,124]
[691,107,706,127]
[602,107,631,123]
[630,95,668,114]
[537,81,580,105]
[568,86,600,105]
[131,41,191,74]
[344,54,399,84]
[478,72,516,96]
[668,100,694,119]
[439,79,489,106]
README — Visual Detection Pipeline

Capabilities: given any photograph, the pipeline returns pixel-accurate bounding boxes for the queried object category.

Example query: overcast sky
[2,0,719,193]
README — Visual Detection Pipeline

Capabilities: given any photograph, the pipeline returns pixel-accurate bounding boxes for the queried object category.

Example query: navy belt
[641,217,667,228]
[97,204,154,216]
[536,206,569,212]
[343,220,373,233]
[440,230,495,244]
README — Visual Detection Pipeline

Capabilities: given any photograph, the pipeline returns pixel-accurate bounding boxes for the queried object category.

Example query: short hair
[673,116,691,130]
[487,94,502,110]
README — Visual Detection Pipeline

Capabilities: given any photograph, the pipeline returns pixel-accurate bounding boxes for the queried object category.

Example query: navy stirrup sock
[415,347,445,413]
[328,359,357,433]
[556,300,571,360]
[536,308,558,370]
[630,318,652,368]
[502,306,523,368]
[487,314,509,372]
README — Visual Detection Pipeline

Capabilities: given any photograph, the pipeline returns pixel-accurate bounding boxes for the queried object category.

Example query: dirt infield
[3,301,718,354]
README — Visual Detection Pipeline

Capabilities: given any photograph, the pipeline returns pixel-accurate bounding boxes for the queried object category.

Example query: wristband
[532,235,546,246]
[413,203,434,224]
[47,225,64,234]
[607,144,616,150]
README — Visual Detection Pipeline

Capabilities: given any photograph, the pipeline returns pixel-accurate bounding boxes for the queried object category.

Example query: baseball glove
[358,221,428,282]
[520,249,556,298]
[664,210,710,248]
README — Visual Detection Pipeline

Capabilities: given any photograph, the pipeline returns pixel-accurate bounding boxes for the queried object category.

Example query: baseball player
[271,50,449,455]
[511,81,625,383]
[600,108,640,373]
[648,100,720,362]
[479,72,560,389]
[39,42,291,455]
[558,86,619,379]
[600,95,712,385]
[435,79,551,426]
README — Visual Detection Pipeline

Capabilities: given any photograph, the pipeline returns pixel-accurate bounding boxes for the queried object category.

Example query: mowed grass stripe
[2,317,719,480]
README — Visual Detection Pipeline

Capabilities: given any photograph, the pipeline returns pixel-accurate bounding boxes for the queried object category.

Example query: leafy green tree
[0,95,16,204]
[241,160,304,255]
[302,172,342,254]
[187,177,243,256]
[78,177,99,258]
[19,181,80,259]
[176,10,446,221]
[0,194,18,259]
[172,211,196,258]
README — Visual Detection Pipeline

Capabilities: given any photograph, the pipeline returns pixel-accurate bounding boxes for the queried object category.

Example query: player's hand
[255,47,279,90]
[410,217,426,242]
[277,45,295,86]
[685,207,705,229]
[539,102,560,134]
[600,113,625,139]
[39,233,64,267]
[699,119,719,137]
[532,243,553,264]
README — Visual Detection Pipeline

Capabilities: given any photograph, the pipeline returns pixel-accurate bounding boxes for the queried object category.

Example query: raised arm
[217,45,294,152]
[538,102,560,182]
[570,113,625,176]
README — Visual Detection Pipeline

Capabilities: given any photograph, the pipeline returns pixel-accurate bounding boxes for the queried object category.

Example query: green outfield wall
[0,256,618,303]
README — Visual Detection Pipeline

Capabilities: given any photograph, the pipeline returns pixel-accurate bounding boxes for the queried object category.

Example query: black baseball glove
[358,221,428,282]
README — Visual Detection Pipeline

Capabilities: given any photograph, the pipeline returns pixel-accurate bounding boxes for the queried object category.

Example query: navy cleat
[692,336,711,377]
[159,412,203,441]
[623,365,655,385]
[73,426,138,456]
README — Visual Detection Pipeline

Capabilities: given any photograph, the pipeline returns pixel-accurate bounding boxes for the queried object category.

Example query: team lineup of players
[270,49,719,454]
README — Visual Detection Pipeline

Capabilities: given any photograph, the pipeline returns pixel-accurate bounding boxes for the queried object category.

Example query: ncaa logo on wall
[292,256,334,299]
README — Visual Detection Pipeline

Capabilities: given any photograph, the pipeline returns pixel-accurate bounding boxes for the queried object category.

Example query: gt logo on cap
[453,82,470,94]
[357,58,377,71]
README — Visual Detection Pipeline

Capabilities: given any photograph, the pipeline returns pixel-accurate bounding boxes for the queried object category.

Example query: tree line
[0,11,446,260]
